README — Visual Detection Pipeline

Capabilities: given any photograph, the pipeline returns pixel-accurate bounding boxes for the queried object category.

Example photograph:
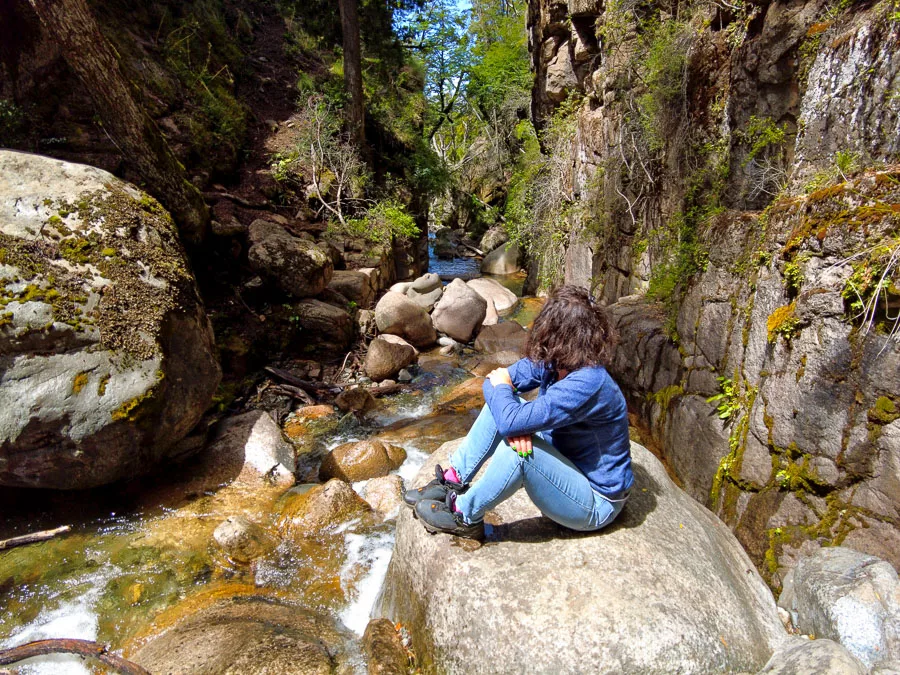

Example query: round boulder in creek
[365,334,418,382]
[379,438,788,673]
[0,151,220,489]
[431,278,487,343]
[374,291,437,348]
[480,242,521,275]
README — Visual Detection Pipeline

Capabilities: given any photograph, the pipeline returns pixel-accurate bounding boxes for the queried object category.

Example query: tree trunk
[25,0,209,245]
[337,0,366,151]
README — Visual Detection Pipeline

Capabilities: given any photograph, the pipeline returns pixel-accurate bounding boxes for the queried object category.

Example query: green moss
[650,384,684,425]
[767,302,800,343]
[870,396,899,424]
[101,248,117,257]
[71,371,90,395]
[58,238,95,264]
[111,390,155,422]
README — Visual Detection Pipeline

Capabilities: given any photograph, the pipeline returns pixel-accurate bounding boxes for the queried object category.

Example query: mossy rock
[0,150,220,488]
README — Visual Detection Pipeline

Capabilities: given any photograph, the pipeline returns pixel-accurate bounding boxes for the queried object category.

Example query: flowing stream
[0,254,539,673]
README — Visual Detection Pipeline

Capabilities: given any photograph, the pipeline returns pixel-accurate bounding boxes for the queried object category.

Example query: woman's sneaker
[415,491,484,540]
[403,464,466,508]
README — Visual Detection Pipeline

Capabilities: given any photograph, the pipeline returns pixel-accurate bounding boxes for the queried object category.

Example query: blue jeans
[450,404,627,530]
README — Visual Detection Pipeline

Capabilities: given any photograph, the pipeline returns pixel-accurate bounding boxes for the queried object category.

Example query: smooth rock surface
[0,151,220,488]
[206,411,297,487]
[363,618,409,675]
[365,334,417,382]
[758,637,866,675]
[362,474,404,519]
[431,278,487,343]
[279,478,373,540]
[379,439,788,673]
[130,596,353,674]
[466,278,518,315]
[291,299,354,350]
[480,242,521,275]
[319,438,407,483]
[374,291,437,348]
[778,547,900,668]
[248,219,333,297]
[213,515,277,564]
[479,226,509,253]
[473,320,528,355]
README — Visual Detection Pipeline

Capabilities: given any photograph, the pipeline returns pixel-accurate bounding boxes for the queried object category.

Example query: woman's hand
[487,367,513,388]
[507,434,533,457]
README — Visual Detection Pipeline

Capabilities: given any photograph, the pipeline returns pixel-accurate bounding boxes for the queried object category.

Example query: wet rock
[758,637,866,675]
[335,388,378,414]
[479,226,509,253]
[213,516,277,564]
[319,439,407,483]
[207,411,296,487]
[279,478,373,539]
[363,474,404,519]
[436,378,486,415]
[377,414,476,454]
[0,151,221,489]
[431,278,488,343]
[466,277,518,315]
[290,299,354,350]
[365,334,418,382]
[248,219,333,297]
[380,439,788,673]
[327,269,375,308]
[397,369,413,383]
[362,618,409,675]
[374,291,437,348]
[480,242,522,275]
[130,595,353,674]
[778,547,900,669]
[474,321,528,355]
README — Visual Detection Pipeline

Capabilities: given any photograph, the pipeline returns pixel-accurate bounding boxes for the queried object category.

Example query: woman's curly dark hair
[523,285,618,372]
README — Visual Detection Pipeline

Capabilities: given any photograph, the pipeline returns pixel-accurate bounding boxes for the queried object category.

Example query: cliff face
[528,0,900,584]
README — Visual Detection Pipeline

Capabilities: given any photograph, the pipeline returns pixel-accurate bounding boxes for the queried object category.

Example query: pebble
[397,369,412,382]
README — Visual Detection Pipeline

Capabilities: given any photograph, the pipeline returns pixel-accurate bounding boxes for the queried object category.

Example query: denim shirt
[482,358,634,497]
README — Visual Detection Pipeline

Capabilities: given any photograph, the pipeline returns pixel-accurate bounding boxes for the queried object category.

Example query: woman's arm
[505,358,544,392]
[483,369,603,437]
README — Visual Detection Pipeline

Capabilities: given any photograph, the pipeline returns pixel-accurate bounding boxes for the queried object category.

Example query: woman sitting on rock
[404,285,633,539]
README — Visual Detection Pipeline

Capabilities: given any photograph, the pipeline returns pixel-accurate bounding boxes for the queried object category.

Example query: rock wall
[528,0,900,585]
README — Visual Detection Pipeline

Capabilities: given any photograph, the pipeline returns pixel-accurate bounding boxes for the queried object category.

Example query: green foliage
[161,4,249,166]
[0,99,25,146]
[707,377,741,421]
[636,20,690,153]
[783,260,804,294]
[741,116,787,166]
[330,198,420,246]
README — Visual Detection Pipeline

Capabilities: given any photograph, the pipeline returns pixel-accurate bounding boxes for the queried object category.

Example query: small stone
[397,369,412,382]
[335,388,377,414]
[213,516,276,564]
[319,439,407,482]
[363,474,404,519]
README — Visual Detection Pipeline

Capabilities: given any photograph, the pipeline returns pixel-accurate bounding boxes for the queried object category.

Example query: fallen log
[0,639,151,675]
[0,525,70,551]
[265,366,409,398]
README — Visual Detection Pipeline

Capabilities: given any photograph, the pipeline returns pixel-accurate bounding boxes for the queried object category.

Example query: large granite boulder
[479,226,509,254]
[319,438,407,483]
[365,334,417,382]
[379,439,788,673]
[130,595,354,674]
[431,278,487,343]
[290,299,354,350]
[778,547,900,669]
[327,269,375,308]
[374,291,437,348]
[0,151,220,489]
[406,272,444,311]
[473,321,528,355]
[466,277,518,315]
[480,242,521,275]
[248,219,333,297]
[759,637,867,675]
